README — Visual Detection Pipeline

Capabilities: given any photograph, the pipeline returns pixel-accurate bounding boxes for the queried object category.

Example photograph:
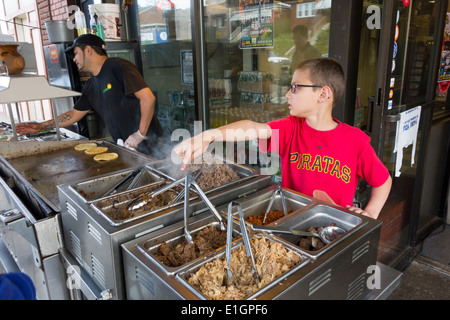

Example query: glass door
[361,0,441,268]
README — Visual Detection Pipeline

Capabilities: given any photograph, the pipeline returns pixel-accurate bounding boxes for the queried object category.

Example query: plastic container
[45,20,75,43]
[88,4,120,40]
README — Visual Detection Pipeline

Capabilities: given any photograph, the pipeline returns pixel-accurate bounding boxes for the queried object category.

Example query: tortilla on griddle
[93,152,118,163]
[85,146,108,155]
[74,142,98,151]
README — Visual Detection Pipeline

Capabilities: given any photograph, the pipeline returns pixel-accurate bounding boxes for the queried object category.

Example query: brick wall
[37,0,77,45]
[377,175,414,264]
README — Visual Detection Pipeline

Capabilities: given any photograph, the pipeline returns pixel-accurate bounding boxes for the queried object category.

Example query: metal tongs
[182,172,225,243]
[168,170,202,205]
[125,170,198,212]
[103,166,145,197]
[226,201,260,286]
[262,184,288,224]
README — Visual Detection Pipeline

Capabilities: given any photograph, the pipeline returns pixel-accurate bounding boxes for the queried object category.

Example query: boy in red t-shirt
[174,58,392,219]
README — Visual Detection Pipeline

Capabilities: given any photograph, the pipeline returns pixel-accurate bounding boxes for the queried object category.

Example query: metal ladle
[251,224,346,244]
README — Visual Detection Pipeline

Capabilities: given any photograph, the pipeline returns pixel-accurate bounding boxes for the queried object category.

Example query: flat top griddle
[2,141,154,210]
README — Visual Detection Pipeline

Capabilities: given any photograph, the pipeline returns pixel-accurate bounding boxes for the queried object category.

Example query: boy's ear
[320,86,332,101]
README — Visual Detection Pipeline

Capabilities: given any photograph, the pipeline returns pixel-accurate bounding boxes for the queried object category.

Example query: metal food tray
[176,233,310,300]
[270,204,366,259]
[136,215,241,275]
[68,166,163,203]
[90,180,188,227]
[220,186,313,225]
[149,158,259,194]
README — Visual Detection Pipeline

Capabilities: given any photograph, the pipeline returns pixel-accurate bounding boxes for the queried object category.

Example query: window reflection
[137,0,195,138]
[204,0,331,128]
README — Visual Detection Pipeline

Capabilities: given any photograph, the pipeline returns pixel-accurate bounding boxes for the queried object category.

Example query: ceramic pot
[0,44,25,75]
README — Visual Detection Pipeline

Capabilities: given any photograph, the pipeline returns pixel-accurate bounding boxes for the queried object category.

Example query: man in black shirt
[16,34,166,159]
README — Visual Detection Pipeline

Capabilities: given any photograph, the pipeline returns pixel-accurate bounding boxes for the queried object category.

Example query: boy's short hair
[296,58,345,105]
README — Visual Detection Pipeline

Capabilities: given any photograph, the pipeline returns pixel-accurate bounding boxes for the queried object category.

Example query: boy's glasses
[290,83,322,94]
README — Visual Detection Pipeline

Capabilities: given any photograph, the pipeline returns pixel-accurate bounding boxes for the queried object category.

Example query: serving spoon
[251,224,346,244]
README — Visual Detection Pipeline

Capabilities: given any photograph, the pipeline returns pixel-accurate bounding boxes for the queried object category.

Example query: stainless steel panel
[0,175,68,299]
[59,248,105,300]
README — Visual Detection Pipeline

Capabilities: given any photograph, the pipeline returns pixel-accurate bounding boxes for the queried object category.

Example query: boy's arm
[347,175,392,219]
[173,120,271,169]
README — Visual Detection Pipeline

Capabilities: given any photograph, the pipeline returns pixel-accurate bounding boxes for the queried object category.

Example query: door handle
[367,96,375,135]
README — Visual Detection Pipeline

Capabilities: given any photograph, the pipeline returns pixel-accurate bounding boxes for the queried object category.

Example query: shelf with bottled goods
[208,71,290,128]
[157,89,196,137]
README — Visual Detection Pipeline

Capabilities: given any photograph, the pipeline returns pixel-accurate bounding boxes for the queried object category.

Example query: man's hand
[124,131,145,149]
[15,122,44,135]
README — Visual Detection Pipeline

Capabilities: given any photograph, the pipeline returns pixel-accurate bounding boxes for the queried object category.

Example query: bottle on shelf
[75,9,87,36]
[95,14,105,40]
[90,14,97,35]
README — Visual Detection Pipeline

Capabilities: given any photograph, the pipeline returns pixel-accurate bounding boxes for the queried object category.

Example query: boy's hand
[173,132,213,170]
[346,205,371,218]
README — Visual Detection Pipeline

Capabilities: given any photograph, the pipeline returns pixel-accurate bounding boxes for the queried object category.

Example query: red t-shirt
[259,116,389,207]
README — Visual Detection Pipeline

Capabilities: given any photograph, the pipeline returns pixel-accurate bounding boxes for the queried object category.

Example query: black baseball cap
[65,34,107,57]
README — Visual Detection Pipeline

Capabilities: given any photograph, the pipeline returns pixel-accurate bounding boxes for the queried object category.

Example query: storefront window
[394,0,438,109]
[355,1,381,130]
[136,0,195,138]
[203,0,332,129]
[437,10,450,108]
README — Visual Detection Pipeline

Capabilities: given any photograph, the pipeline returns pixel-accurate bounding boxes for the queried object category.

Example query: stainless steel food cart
[0,138,397,300]
[121,187,382,300]
[57,159,270,299]
[0,140,157,299]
